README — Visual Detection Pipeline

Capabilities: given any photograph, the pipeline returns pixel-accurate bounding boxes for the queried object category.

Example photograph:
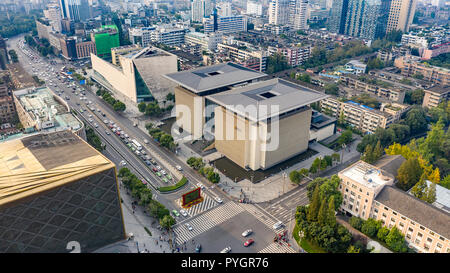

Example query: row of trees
[146,123,176,151]
[86,127,105,151]
[360,140,384,164]
[290,153,341,184]
[96,89,126,112]
[266,53,290,74]
[138,100,173,117]
[186,157,221,184]
[349,217,410,253]
[8,50,18,63]
[295,176,354,253]
[118,168,176,229]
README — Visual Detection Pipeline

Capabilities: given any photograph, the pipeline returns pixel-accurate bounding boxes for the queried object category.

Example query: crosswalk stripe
[258,242,297,253]
[186,194,217,216]
[173,202,245,245]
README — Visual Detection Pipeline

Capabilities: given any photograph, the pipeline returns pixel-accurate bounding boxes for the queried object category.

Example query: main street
[9,35,298,253]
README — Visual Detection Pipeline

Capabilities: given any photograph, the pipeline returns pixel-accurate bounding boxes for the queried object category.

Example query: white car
[119,160,126,166]
[196,183,205,190]
[103,119,108,124]
[156,166,161,171]
[176,165,182,171]
[105,130,110,135]
[185,223,193,231]
[215,197,223,204]
[94,123,99,128]
[180,209,188,217]
[242,229,253,237]
[161,170,167,175]
[273,221,283,230]
[88,118,93,123]
[220,246,232,253]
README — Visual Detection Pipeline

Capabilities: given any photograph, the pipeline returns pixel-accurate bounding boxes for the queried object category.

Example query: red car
[244,239,254,247]
[152,167,158,172]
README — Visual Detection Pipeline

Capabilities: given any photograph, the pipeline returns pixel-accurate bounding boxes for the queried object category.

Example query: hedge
[158,176,188,192]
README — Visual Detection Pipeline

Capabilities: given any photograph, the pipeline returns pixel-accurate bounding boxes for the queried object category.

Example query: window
[430,231,434,236]
[440,236,445,241]
[374,208,378,213]
[418,233,423,237]
[408,228,413,232]
[358,195,361,199]
[339,185,342,189]
[367,192,369,196]
[382,213,387,218]
[390,218,395,223]
[399,222,404,228]
[359,188,362,192]
[427,238,433,243]
[365,199,368,203]
[392,211,397,215]
[362,211,365,217]
[346,188,349,192]
[420,226,425,230]
[401,216,406,220]
[415,239,421,244]
[437,243,442,249]
[351,191,355,196]
[411,221,415,225]
[384,207,389,211]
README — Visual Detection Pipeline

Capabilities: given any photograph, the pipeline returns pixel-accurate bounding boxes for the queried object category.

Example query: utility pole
[282,171,287,195]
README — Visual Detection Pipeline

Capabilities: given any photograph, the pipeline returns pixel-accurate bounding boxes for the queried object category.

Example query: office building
[111,44,142,66]
[36,19,53,41]
[91,47,178,103]
[269,0,291,25]
[191,0,214,22]
[204,15,247,34]
[60,36,77,60]
[185,31,223,52]
[290,0,309,30]
[338,160,450,253]
[164,62,267,140]
[75,40,96,59]
[208,78,327,171]
[129,27,156,48]
[247,1,263,16]
[60,0,90,22]
[422,86,450,108]
[386,0,417,33]
[320,97,403,133]
[90,25,120,59]
[395,56,449,86]
[217,41,267,72]
[268,45,312,67]
[216,2,232,17]
[152,25,187,47]
[44,4,62,33]
[328,0,349,34]
[0,130,126,253]
[12,86,85,139]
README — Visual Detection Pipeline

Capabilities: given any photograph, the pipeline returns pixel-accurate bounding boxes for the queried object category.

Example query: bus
[61,66,66,72]
[131,139,142,151]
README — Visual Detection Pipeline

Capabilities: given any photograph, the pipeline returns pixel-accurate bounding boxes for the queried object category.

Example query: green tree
[307,185,321,222]
[310,157,321,174]
[338,130,353,146]
[405,107,427,134]
[289,170,301,184]
[397,157,423,191]
[441,175,450,189]
[347,245,360,253]
[373,140,383,160]
[113,101,126,112]
[411,173,428,200]
[361,218,382,238]
[138,102,147,113]
[424,182,436,204]
[385,226,408,253]
[266,53,290,74]
[377,227,390,242]
[317,199,328,226]
[324,83,339,95]
[349,217,364,231]
[327,196,336,227]
[361,145,374,163]
[160,215,176,230]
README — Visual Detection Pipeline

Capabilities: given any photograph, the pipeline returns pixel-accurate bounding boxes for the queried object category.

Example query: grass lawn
[300,238,327,253]
[293,223,327,253]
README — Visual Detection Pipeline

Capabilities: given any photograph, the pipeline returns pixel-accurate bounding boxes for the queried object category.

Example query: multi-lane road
[10,35,301,253]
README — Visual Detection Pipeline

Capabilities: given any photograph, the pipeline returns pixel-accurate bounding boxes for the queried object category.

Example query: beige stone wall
[372,202,450,253]
[338,175,376,220]
[91,54,137,102]
[214,106,248,168]
[262,108,311,169]
[174,86,204,139]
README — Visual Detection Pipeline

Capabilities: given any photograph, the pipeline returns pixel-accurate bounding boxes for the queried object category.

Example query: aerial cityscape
[0,0,448,261]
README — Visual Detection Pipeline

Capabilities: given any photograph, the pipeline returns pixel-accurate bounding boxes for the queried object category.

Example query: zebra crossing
[240,203,286,233]
[173,201,245,245]
[185,194,218,217]
[258,242,297,253]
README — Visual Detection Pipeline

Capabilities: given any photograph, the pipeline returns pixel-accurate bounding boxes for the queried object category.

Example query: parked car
[244,239,254,247]
[176,165,182,171]
[196,183,205,190]
[215,197,223,204]
[242,229,253,237]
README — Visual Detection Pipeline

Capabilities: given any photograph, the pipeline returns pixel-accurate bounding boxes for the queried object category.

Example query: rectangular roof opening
[207,71,222,76]
[259,91,277,99]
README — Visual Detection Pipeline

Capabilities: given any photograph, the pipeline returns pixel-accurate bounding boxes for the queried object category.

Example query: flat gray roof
[163,62,266,94]
[207,78,328,122]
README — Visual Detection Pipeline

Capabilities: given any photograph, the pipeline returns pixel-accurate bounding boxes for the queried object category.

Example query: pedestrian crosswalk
[240,204,286,233]
[173,201,245,245]
[258,242,297,253]
[186,194,218,217]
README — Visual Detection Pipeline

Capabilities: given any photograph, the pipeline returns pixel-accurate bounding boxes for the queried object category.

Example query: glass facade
[0,168,125,253]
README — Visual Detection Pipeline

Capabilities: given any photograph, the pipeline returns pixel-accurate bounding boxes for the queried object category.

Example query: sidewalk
[94,183,175,253]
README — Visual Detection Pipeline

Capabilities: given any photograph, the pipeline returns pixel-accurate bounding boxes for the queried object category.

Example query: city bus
[131,139,142,151]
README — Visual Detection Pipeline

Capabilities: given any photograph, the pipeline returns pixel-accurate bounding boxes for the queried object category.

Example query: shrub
[349,216,364,231]
[158,176,188,192]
